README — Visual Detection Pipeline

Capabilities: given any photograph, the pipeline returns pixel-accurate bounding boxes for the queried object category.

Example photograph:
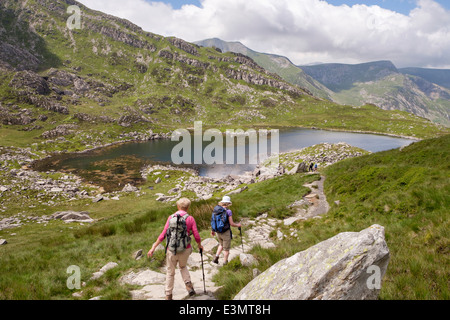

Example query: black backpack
[211,206,230,233]
[166,213,191,255]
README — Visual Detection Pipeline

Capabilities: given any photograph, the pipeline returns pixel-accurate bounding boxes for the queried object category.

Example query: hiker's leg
[215,244,223,257]
[222,231,232,264]
[178,247,192,285]
[223,250,230,263]
[214,233,224,262]
[165,250,177,296]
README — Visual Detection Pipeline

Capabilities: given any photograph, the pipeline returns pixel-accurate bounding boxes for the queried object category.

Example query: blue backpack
[211,206,230,233]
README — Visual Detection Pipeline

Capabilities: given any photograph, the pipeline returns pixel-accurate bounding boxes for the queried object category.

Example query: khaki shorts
[217,230,232,251]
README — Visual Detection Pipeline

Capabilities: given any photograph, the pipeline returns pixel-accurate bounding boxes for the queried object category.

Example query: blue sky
[154,0,450,14]
[79,0,450,67]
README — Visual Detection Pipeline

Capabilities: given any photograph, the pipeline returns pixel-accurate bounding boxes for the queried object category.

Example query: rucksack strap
[174,214,180,255]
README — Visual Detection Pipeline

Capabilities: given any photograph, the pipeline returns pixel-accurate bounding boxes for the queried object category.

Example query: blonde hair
[177,198,191,210]
[219,202,231,207]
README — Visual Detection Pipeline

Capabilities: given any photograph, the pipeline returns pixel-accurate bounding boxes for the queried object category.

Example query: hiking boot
[165,294,173,300]
[213,256,219,264]
[185,281,196,296]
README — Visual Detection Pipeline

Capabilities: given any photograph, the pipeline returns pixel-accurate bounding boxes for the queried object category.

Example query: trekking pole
[200,248,206,294]
[238,226,244,253]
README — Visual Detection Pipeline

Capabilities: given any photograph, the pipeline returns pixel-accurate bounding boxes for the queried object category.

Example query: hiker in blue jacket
[211,196,241,265]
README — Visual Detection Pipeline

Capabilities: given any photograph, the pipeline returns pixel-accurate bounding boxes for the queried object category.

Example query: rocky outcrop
[226,66,306,95]
[168,37,200,56]
[9,70,50,95]
[122,183,138,192]
[234,225,390,300]
[9,70,69,114]
[287,162,308,174]
[85,21,156,51]
[73,112,115,124]
[90,262,119,280]
[278,142,369,171]
[158,49,209,69]
[50,211,94,223]
[41,124,79,139]
[0,106,37,126]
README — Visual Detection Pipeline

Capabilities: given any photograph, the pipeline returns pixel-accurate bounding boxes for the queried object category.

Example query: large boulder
[51,211,94,223]
[122,183,138,192]
[234,225,390,300]
[288,162,308,175]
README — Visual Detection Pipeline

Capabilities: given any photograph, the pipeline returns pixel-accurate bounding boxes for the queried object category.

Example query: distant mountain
[195,38,333,100]
[300,62,450,127]
[197,39,449,127]
[399,68,450,90]
[300,61,399,92]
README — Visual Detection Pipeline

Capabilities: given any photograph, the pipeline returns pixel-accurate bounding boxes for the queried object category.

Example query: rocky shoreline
[0,141,368,225]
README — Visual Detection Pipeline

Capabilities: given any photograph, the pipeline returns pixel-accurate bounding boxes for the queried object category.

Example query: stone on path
[234,225,390,300]
[202,238,219,253]
[240,253,257,267]
[90,262,118,280]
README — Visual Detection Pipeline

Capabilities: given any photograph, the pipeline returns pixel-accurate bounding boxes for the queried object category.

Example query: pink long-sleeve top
[158,210,201,249]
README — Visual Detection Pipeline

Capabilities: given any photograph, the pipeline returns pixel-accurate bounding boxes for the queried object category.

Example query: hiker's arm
[229,215,241,228]
[189,217,203,250]
[147,238,163,258]
[147,217,170,258]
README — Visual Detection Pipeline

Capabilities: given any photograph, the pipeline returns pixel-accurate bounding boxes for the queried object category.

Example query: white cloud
[77,0,450,68]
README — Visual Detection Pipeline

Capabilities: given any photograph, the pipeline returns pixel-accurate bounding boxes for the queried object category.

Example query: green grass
[0,171,318,299]
[229,173,319,219]
[1,136,448,300]
[212,134,449,300]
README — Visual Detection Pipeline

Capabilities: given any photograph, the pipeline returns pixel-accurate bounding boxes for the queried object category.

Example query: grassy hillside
[0,1,445,157]
[302,62,450,127]
[0,134,447,300]
[0,166,318,299]
[400,67,450,90]
[196,39,450,128]
[195,38,334,100]
[212,134,449,300]
[331,73,450,127]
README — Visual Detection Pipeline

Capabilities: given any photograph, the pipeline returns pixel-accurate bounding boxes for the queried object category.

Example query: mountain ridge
[196,38,449,127]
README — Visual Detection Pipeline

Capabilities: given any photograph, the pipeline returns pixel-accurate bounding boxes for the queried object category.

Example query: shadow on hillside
[0,4,62,71]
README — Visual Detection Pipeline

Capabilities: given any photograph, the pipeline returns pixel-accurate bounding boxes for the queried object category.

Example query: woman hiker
[147,197,203,300]
[211,196,242,265]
